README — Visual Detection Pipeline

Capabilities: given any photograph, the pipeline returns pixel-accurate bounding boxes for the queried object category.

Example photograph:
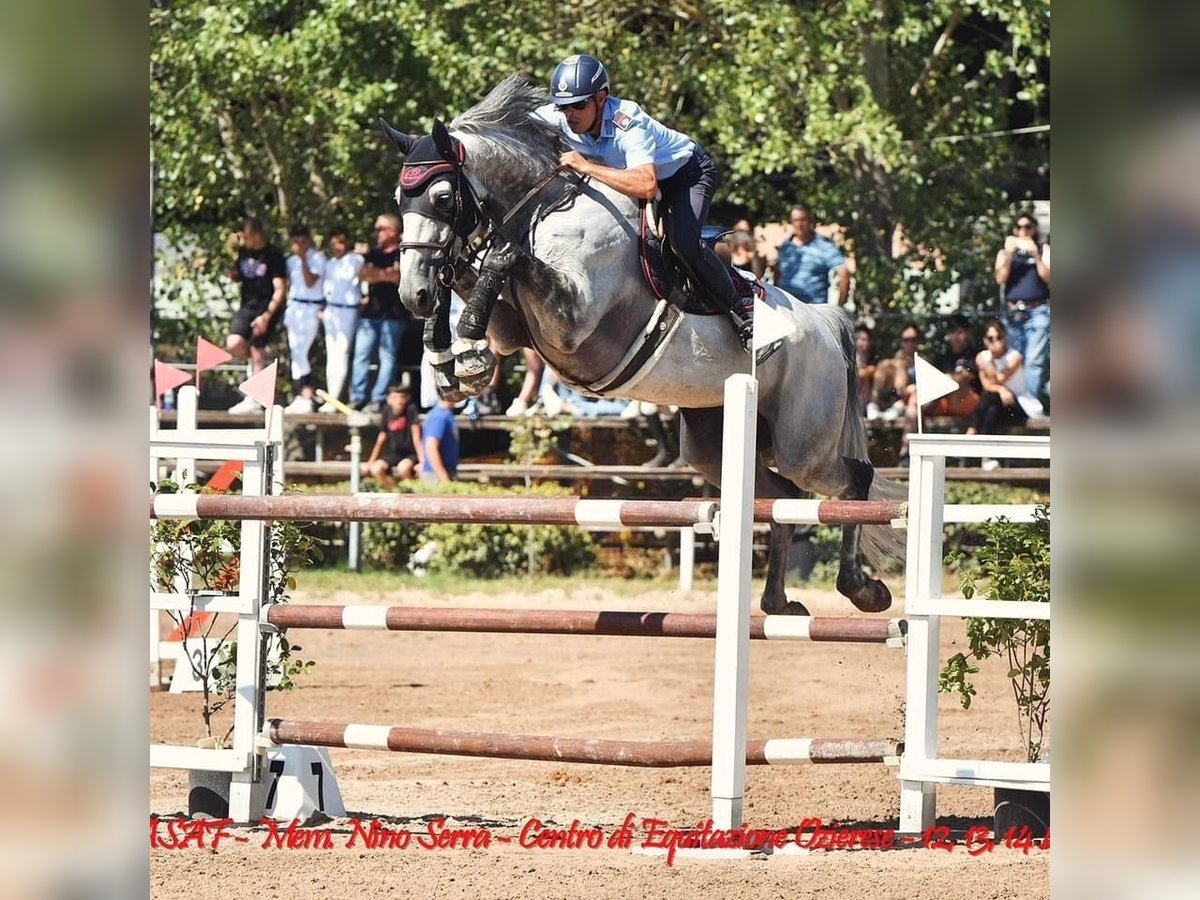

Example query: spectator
[771,204,850,305]
[539,368,628,418]
[224,216,286,412]
[729,218,767,279]
[870,322,920,422]
[967,320,1045,469]
[854,324,879,415]
[505,349,546,417]
[363,381,422,487]
[927,314,981,418]
[320,225,364,411]
[421,398,461,483]
[995,211,1050,402]
[283,224,326,414]
[351,213,409,415]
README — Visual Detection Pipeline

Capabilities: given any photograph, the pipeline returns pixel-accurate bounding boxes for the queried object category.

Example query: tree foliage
[151,0,1048,319]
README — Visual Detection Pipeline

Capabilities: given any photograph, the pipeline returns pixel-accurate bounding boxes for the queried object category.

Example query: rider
[536,54,753,352]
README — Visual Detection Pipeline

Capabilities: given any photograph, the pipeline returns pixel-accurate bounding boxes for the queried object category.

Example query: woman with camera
[994,212,1051,403]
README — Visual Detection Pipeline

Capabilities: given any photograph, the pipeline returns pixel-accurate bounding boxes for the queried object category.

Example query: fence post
[710,374,757,829]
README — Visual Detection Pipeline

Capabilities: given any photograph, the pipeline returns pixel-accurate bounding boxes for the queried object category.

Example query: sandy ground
[150,582,1048,898]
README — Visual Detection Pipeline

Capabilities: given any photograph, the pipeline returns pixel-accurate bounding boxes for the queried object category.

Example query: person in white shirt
[320,226,364,411]
[967,319,1045,468]
[284,224,326,413]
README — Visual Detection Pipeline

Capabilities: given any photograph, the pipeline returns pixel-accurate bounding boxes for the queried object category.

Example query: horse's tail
[830,309,907,574]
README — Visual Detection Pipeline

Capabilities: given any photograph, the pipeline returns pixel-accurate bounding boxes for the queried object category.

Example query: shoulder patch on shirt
[613,111,633,130]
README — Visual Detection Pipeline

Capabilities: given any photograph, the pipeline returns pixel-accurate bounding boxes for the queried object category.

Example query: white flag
[751,298,796,350]
[914,354,959,406]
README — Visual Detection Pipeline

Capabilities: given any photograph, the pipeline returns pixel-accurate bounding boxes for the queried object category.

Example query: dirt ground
[150,582,1049,899]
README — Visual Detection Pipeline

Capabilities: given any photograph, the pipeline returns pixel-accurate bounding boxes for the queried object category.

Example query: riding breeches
[285,299,323,385]
[658,146,739,308]
[322,304,359,401]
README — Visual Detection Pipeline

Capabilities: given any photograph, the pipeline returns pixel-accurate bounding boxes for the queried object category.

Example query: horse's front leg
[424,292,469,403]
[452,242,520,393]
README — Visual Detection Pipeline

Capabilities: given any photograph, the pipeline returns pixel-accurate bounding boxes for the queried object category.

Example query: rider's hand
[559,150,590,174]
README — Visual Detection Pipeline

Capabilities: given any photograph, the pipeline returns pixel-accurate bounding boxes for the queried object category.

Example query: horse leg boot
[424,295,469,403]
[835,456,893,613]
[453,242,519,393]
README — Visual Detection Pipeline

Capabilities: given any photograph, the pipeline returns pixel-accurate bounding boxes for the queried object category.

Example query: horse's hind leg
[835,456,892,613]
[679,408,810,617]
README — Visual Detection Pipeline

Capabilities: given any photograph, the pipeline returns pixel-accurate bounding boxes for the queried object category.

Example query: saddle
[638,202,761,319]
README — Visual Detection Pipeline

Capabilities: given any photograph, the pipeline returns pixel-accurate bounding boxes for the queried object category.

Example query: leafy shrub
[358,481,596,577]
[939,504,1051,763]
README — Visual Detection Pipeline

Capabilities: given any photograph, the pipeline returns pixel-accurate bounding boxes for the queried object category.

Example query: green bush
[358,481,596,577]
[939,504,1051,763]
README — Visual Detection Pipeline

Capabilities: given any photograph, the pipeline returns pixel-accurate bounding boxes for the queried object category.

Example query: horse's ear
[431,119,461,163]
[379,117,416,155]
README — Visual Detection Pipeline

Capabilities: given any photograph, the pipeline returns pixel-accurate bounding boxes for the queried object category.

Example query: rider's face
[563,90,605,136]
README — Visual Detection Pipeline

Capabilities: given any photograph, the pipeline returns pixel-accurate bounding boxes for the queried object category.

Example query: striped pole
[752,499,906,526]
[152,493,719,528]
[264,605,906,645]
[150,494,909,528]
[267,720,900,768]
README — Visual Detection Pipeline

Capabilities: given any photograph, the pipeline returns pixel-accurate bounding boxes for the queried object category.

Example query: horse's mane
[449,74,561,177]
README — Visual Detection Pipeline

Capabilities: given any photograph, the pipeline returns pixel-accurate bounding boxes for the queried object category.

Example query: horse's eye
[432,192,453,208]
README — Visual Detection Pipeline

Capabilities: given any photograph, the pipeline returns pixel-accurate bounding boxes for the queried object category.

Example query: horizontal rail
[264,605,906,644]
[267,720,900,768]
[752,499,906,525]
[152,493,906,527]
[151,494,718,528]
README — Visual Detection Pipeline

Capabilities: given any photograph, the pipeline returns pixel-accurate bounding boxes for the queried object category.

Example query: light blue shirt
[773,235,846,304]
[534,97,695,180]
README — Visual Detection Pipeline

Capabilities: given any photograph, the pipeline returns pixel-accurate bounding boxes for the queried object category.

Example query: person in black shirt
[927,314,981,417]
[224,216,286,412]
[363,382,422,486]
[350,214,411,413]
[994,212,1050,401]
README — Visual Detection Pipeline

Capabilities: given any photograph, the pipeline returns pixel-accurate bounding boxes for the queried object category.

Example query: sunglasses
[985,334,1003,342]
[564,96,593,111]
[1015,223,1035,231]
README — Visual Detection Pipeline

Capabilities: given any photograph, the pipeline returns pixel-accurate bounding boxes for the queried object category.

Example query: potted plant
[152,480,318,816]
[939,504,1050,837]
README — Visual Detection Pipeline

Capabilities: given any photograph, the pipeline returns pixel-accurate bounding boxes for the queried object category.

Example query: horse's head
[380,117,483,318]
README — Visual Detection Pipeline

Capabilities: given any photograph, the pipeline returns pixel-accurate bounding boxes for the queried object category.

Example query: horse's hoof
[432,365,463,396]
[455,354,495,381]
[760,598,810,616]
[437,386,470,403]
[849,579,892,613]
[779,600,811,616]
[458,368,494,394]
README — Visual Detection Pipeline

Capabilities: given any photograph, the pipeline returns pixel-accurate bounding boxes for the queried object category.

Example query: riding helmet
[549,54,610,105]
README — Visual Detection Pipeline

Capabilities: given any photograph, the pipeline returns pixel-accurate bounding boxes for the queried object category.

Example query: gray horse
[384,74,903,615]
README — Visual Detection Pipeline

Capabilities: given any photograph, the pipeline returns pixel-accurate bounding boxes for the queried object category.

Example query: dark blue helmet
[549,54,610,105]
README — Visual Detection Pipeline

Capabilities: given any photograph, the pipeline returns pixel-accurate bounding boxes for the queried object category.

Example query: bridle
[395,144,486,289]
[394,126,573,290]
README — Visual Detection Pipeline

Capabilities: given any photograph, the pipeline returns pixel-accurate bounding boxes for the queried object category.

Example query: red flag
[195,336,233,388]
[237,361,277,409]
[154,360,192,401]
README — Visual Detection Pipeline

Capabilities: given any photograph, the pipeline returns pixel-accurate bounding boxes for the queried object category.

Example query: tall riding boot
[695,245,753,352]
